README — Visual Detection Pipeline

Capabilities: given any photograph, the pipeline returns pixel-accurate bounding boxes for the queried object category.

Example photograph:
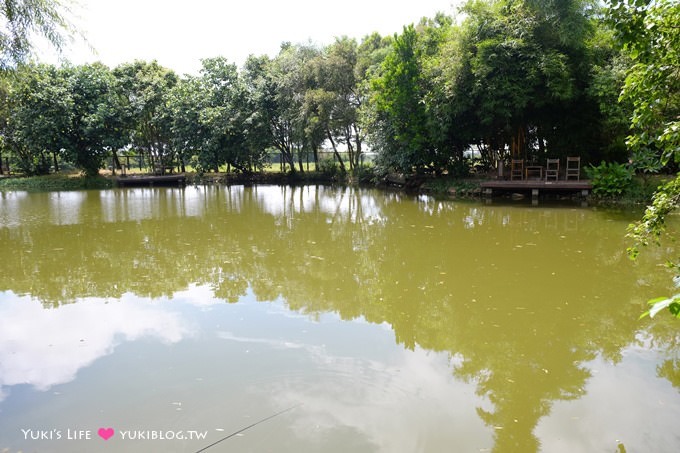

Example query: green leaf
[648,297,673,318]
[670,302,680,318]
[647,296,670,306]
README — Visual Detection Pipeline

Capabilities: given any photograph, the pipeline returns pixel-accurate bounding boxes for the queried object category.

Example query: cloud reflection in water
[215,326,490,452]
[0,291,191,403]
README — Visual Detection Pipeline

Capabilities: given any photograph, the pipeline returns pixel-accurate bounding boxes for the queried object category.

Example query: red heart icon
[98,427,114,440]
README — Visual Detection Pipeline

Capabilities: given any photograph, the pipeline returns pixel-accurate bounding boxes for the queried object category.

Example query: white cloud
[260,343,490,452]
[42,0,461,74]
[536,352,680,452]
[0,291,191,402]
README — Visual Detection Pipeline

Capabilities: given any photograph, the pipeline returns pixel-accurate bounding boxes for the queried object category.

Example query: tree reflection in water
[1,185,678,452]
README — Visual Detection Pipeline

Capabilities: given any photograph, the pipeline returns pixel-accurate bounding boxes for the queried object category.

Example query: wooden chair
[566,156,580,180]
[545,158,559,181]
[510,159,524,180]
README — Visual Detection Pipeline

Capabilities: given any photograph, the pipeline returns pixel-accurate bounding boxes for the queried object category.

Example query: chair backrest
[510,159,524,180]
[546,158,559,181]
[566,156,580,180]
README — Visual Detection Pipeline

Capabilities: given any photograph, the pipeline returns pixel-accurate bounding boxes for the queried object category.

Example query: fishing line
[194,404,302,452]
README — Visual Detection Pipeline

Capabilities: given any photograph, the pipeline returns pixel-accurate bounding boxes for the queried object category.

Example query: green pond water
[0,185,679,452]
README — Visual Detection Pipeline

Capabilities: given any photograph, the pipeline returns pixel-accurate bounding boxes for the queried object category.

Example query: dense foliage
[608,0,680,318]
[0,0,647,179]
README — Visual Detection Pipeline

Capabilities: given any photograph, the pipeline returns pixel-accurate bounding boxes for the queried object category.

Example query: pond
[1,185,679,452]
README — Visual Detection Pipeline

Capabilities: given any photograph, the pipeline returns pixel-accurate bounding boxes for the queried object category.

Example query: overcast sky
[38,0,462,75]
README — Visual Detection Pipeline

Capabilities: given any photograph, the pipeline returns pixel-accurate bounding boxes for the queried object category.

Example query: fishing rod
[194,404,302,452]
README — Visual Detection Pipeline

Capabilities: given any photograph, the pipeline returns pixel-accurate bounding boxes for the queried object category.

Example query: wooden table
[525,166,543,180]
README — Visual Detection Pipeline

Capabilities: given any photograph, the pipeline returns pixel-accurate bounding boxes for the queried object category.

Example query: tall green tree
[615,0,680,318]
[240,54,276,168]
[452,0,601,162]
[6,63,70,174]
[306,36,368,172]
[611,0,679,168]
[167,75,205,171]
[368,15,454,175]
[199,56,268,173]
[169,57,270,174]
[6,62,124,176]
[113,60,178,173]
[62,63,126,176]
[263,43,323,173]
[368,25,433,173]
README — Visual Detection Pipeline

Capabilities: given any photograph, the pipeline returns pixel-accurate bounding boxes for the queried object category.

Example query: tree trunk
[52,151,59,173]
[40,150,49,174]
[345,126,354,170]
[511,125,526,160]
[353,123,363,168]
[147,145,156,174]
[279,145,294,172]
[326,129,346,173]
[111,151,121,175]
[297,145,304,173]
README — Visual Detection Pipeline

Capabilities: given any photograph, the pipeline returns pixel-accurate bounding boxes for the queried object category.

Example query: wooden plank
[480,179,592,196]
[116,175,186,187]
[480,180,592,190]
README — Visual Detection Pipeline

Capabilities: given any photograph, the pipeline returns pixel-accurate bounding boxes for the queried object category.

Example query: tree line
[0,0,673,180]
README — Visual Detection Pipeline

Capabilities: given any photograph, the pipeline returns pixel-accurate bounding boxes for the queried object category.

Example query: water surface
[1,186,679,452]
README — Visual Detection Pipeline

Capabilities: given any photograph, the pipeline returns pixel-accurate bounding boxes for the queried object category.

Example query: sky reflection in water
[1,186,679,452]
[0,286,492,452]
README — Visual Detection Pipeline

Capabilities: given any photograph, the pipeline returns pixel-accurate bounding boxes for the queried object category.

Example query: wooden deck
[480,179,592,197]
[116,174,186,188]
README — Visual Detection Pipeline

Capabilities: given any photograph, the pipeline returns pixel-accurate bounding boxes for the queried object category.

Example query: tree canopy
[0,0,673,185]
[614,0,680,317]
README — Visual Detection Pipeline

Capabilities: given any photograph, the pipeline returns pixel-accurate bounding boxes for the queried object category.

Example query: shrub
[446,157,472,178]
[585,161,633,197]
[318,158,341,178]
[351,163,376,184]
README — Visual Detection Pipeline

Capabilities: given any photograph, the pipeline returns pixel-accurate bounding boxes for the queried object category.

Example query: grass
[1,169,670,205]
[420,176,482,196]
[0,174,113,192]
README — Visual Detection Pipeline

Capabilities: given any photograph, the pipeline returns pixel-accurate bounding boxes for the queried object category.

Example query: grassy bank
[0,174,113,192]
[0,171,341,192]
[0,171,665,208]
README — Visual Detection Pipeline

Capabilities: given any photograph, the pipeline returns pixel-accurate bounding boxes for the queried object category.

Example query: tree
[6,63,71,174]
[368,25,434,174]
[253,43,322,173]
[448,0,605,165]
[5,62,124,176]
[240,54,276,169]
[167,75,205,171]
[168,57,270,174]
[305,36,369,172]
[611,0,679,167]
[199,56,268,173]
[63,63,126,176]
[196,57,244,172]
[0,0,76,68]
[611,0,680,317]
[113,60,178,174]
